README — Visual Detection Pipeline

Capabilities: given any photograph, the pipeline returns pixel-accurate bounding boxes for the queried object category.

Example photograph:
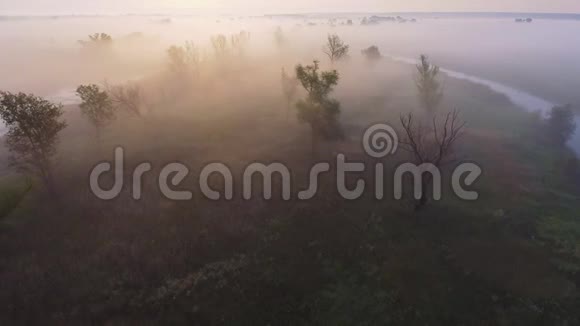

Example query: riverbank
[387,55,580,156]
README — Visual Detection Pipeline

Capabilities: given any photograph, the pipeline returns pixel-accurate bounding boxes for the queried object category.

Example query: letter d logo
[89,147,124,200]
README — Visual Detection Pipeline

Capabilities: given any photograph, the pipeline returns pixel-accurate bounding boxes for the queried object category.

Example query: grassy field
[1,57,579,325]
[0,175,32,221]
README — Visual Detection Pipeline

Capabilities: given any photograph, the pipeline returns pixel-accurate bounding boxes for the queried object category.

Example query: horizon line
[2,11,580,17]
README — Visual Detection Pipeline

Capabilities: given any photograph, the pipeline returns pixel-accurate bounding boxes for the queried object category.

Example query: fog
[3,15,580,104]
[3,12,580,324]
[2,14,580,147]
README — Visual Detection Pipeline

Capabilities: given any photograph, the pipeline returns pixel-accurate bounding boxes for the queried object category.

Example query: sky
[2,0,580,15]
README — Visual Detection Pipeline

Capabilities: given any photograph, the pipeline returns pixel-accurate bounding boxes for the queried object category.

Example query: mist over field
[3,14,580,102]
[4,14,580,143]
[1,9,580,325]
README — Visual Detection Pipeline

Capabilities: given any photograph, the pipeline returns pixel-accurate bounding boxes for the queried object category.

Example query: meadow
[0,14,579,325]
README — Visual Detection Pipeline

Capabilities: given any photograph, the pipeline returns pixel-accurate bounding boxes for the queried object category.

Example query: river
[388,55,580,156]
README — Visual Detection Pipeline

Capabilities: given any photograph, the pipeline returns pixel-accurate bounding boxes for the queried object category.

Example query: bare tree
[167,41,201,76]
[323,34,349,64]
[0,92,67,195]
[230,31,251,57]
[399,110,466,209]
[211,34,229,59]
[415,55,443,115]
[167,45,187,74]
[106,83,143,117]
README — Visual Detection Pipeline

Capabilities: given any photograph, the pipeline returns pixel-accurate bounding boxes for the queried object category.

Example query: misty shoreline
[387,55,580,156]
[2,56,578,156]
[387,55,555,112]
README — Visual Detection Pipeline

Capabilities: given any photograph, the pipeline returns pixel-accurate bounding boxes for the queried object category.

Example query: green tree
[78,33,113,47]
[295,61,343,156]
[415,55,443,115]
[76,84,115,141]
[323,34,349,65]
[78,33,113,56]
[547,105,576,146]
[361,45,381,62]
[0,92,67,194]
[281,68,299,120]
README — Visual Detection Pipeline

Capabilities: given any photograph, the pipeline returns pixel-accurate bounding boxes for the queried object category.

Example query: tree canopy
[0,91,66,191]
[415,55,443,114]
[76,84,115,137]
[295,60,343,152]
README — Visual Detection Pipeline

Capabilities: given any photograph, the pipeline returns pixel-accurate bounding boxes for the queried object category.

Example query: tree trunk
[415,176,432,211]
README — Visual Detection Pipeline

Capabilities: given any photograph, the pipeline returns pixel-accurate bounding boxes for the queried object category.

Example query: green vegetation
[0,92,66,194]
[0,175,31,219]
[78,33,113,48]
[362,45,382,62]
[0,34,579,325]
[295,60,343,155]
[415,55,443,115]
[76,84,115,140]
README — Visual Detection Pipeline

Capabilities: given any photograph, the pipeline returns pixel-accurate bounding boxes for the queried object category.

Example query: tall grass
[0,175,32,220]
